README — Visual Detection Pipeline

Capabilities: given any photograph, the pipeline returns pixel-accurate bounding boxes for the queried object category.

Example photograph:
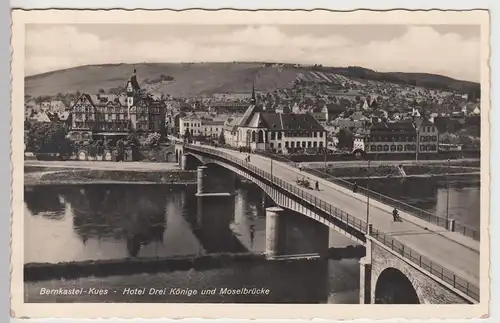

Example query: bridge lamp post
[415,129,420,162]
[324,131,328,172]
[270,155,274,184]
[366,159,371,227]
[446,158,450,223]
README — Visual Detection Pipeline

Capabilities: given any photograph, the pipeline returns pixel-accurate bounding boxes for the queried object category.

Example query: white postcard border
[10,8,491,319]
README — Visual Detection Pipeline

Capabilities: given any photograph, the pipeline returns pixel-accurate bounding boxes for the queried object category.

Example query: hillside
[25,62,479,99]
[25,63,298,98]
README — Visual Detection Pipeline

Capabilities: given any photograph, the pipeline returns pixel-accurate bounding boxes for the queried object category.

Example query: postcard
[10,8,490,319]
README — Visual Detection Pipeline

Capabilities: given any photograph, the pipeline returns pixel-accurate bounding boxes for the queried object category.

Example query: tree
[24,120,32,131]
[218,130,226,145]
[26,122,73,155]
[98,88,106,94]
[336,128,354,150]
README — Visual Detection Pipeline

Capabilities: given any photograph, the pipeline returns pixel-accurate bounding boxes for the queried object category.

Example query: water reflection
[24,184,270,263]
[24,185,199,263]
[24,186,65,219]
[65,186,167,254]
[356,178,480,230]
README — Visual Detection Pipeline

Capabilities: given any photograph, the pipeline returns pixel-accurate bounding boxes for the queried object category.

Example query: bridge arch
[374,267,420,304]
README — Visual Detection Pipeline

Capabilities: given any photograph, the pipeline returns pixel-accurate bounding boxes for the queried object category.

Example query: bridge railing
[185,144,480,303]
[186,144,368,235]
[304,167,480,241]
[370,228,479,302]
[251,151,480,242]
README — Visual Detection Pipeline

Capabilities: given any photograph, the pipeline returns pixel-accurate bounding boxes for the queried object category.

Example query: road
[201,146,480,287]
[25,160,180,171]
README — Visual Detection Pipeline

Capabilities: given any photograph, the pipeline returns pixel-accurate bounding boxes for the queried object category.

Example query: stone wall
[370,239,470,304]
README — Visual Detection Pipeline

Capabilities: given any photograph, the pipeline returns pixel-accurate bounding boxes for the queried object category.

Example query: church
[228,83,327,155]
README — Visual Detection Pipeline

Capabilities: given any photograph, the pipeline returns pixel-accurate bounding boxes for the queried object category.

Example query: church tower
[250,79,256,105]
[126,68,140,126]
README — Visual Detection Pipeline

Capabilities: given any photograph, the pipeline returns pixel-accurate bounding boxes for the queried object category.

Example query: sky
[25,24,481,82]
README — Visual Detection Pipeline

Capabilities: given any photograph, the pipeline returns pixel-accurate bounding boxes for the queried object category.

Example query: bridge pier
[359,237,373,304]
[265,207,284,259]
[195,165,236,196]
[181,154,189,170]
[265,207,329,260]
[197,166,208,195]
[174,144,184,167]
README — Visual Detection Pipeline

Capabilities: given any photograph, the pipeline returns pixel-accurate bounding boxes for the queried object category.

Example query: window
[302,142,306,148]
[397,145,403,152]
[377,145,383,151]
[371,145,377,151]
[270,143,274,148]
[390,145,396,152]
[308,141,312,148]
[278,143,281,148]
[313,132,317,137]
[271,132,276,140]
[296,141,300,148]
[319,132,323,137]
[431,136,437,141]
[383,145,389,152]
[420,145,426,151]
[430,144,437,151]
[291,142,295,148]
[319,142,323,147]
[285,141,289,148]
[278,132,282,140]
[313,142,317,148]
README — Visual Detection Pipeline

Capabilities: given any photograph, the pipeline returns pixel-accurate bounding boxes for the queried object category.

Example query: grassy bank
[25,246,365,282]
[25,169,197,185]
[316,164,480,178]
[25,253,266,281]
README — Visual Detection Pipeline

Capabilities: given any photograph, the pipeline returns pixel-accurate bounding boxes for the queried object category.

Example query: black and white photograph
[11,9,489,320]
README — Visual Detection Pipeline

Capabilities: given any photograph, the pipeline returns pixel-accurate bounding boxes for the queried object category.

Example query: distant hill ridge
[25,62,479,99]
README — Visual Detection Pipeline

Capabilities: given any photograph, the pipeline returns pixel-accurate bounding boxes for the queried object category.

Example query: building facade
[228,84,327,154]
[68,69,166,142]
[353,118,439,157]
[416,119,439,154]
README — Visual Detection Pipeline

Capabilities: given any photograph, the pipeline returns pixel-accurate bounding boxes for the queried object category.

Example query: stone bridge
[175,143,481,305]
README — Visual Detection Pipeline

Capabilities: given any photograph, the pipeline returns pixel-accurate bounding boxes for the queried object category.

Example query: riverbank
[308,163,480,179]
[25,245,363,282]
[24,168,197,186]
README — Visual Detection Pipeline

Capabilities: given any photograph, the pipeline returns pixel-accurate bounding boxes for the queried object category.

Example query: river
[23,178,480,303]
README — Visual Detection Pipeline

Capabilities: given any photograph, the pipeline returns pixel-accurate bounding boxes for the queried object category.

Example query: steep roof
[370,120,416,133]
[261,113,325,131]
[238,104,258,127]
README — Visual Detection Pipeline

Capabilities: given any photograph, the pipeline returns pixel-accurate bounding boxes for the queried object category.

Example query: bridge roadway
[191,144,480,288]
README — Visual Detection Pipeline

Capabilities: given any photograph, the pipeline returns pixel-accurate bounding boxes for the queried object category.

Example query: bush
[26,122,73,155]
[144,132,162,148]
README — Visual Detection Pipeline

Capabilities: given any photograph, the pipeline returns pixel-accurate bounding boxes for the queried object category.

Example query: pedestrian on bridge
[352,182,358,193]
[392,208,402,222]
[315,180,319,191]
